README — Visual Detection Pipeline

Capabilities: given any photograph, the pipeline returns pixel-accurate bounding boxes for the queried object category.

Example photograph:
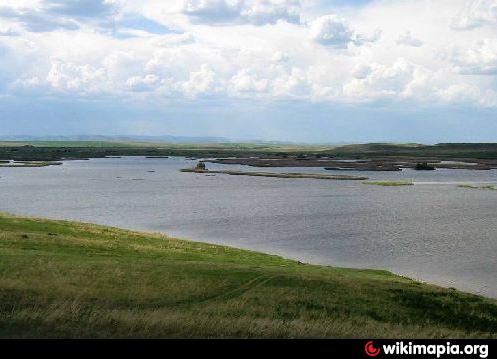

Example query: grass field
[2,141,497,162]
[1,213,497,339]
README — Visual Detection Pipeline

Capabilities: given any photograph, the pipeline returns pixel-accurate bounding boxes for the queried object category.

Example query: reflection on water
[1,157,497,297]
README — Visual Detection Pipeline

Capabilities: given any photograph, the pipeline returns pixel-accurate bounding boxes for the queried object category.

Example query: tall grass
[1,213,496,338]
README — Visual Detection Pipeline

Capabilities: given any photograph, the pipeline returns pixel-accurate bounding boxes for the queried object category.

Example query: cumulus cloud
[309,15,379,48]
[437,83,481,103]
[343,58,420,100]
[181,0,300,25]
[0,0,119,33]
[352,64,372,79]
[0,24,20,36]
[182,0,241,23]
[46,60,108,92]
[309,15,354,48]
[180,64,218,98]
[396,31,423,47]
[0,6,80,32]
[1,0,497,110]
[44,0,117,18]
[229,69,268,96]
[126,74,160,92]
[450,39,497,75]
[451,0,497,30]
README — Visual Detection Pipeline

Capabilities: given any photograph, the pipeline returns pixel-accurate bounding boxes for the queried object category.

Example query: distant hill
[0,135,230,144]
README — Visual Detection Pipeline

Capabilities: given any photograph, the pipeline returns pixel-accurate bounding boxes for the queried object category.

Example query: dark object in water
[195,162,206,171]
[414,162,435,170]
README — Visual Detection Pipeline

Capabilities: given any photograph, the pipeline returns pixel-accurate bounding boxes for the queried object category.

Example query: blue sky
[1,0,497,143]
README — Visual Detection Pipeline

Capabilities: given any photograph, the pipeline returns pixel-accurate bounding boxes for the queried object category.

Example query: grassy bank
[1,213,497,339]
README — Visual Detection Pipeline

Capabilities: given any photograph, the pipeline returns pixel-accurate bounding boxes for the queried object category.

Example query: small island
[458,184,497,190]
[0,161,62,168]
[181,162,368,181]
[363,181,414,186]
[414,162,435,170]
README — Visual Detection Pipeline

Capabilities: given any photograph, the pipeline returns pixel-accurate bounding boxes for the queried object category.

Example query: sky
[0,0,497,143]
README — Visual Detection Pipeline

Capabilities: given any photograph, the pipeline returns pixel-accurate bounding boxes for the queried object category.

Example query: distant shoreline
[2,141,497,171]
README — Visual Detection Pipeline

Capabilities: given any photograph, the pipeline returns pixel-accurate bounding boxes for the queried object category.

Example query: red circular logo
[365,341,381,357]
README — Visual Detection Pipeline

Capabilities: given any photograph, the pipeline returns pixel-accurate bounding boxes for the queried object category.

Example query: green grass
[1,213,497,339]
[363,181,414,186]
[3,141,497,162]
[458,184,497,190]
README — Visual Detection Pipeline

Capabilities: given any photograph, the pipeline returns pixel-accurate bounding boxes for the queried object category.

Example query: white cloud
[182,0,241,23]
[450,39,497,75]
[0,0,118,33]
[309,14,379,48]
[396,31,423,47]
[11,75,41,89]
[352,64,372,79]
[45,60,108,92]
[126,74,160,91]
[343,58,420,101]
[437,83,481,103]
[239,0,300,25]
[229,69,268,95]
[181,0,300,25]
[0,26,20,36]
[179,64,218,98]
[309,15,354,48]
[451,0,497,30]
[1,0,497,109]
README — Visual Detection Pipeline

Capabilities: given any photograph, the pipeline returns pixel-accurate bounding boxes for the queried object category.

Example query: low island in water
[180,167,369,181]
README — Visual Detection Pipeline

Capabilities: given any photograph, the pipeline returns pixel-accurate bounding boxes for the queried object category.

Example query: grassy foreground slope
[1,213,497,339]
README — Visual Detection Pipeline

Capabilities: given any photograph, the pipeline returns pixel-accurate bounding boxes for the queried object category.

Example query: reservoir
[1,156,497,298]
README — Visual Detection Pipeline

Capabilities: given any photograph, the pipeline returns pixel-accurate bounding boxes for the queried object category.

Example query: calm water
[1,157,497,297]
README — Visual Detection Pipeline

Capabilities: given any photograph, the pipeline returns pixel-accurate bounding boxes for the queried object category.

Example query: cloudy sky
[1,0,497,143]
